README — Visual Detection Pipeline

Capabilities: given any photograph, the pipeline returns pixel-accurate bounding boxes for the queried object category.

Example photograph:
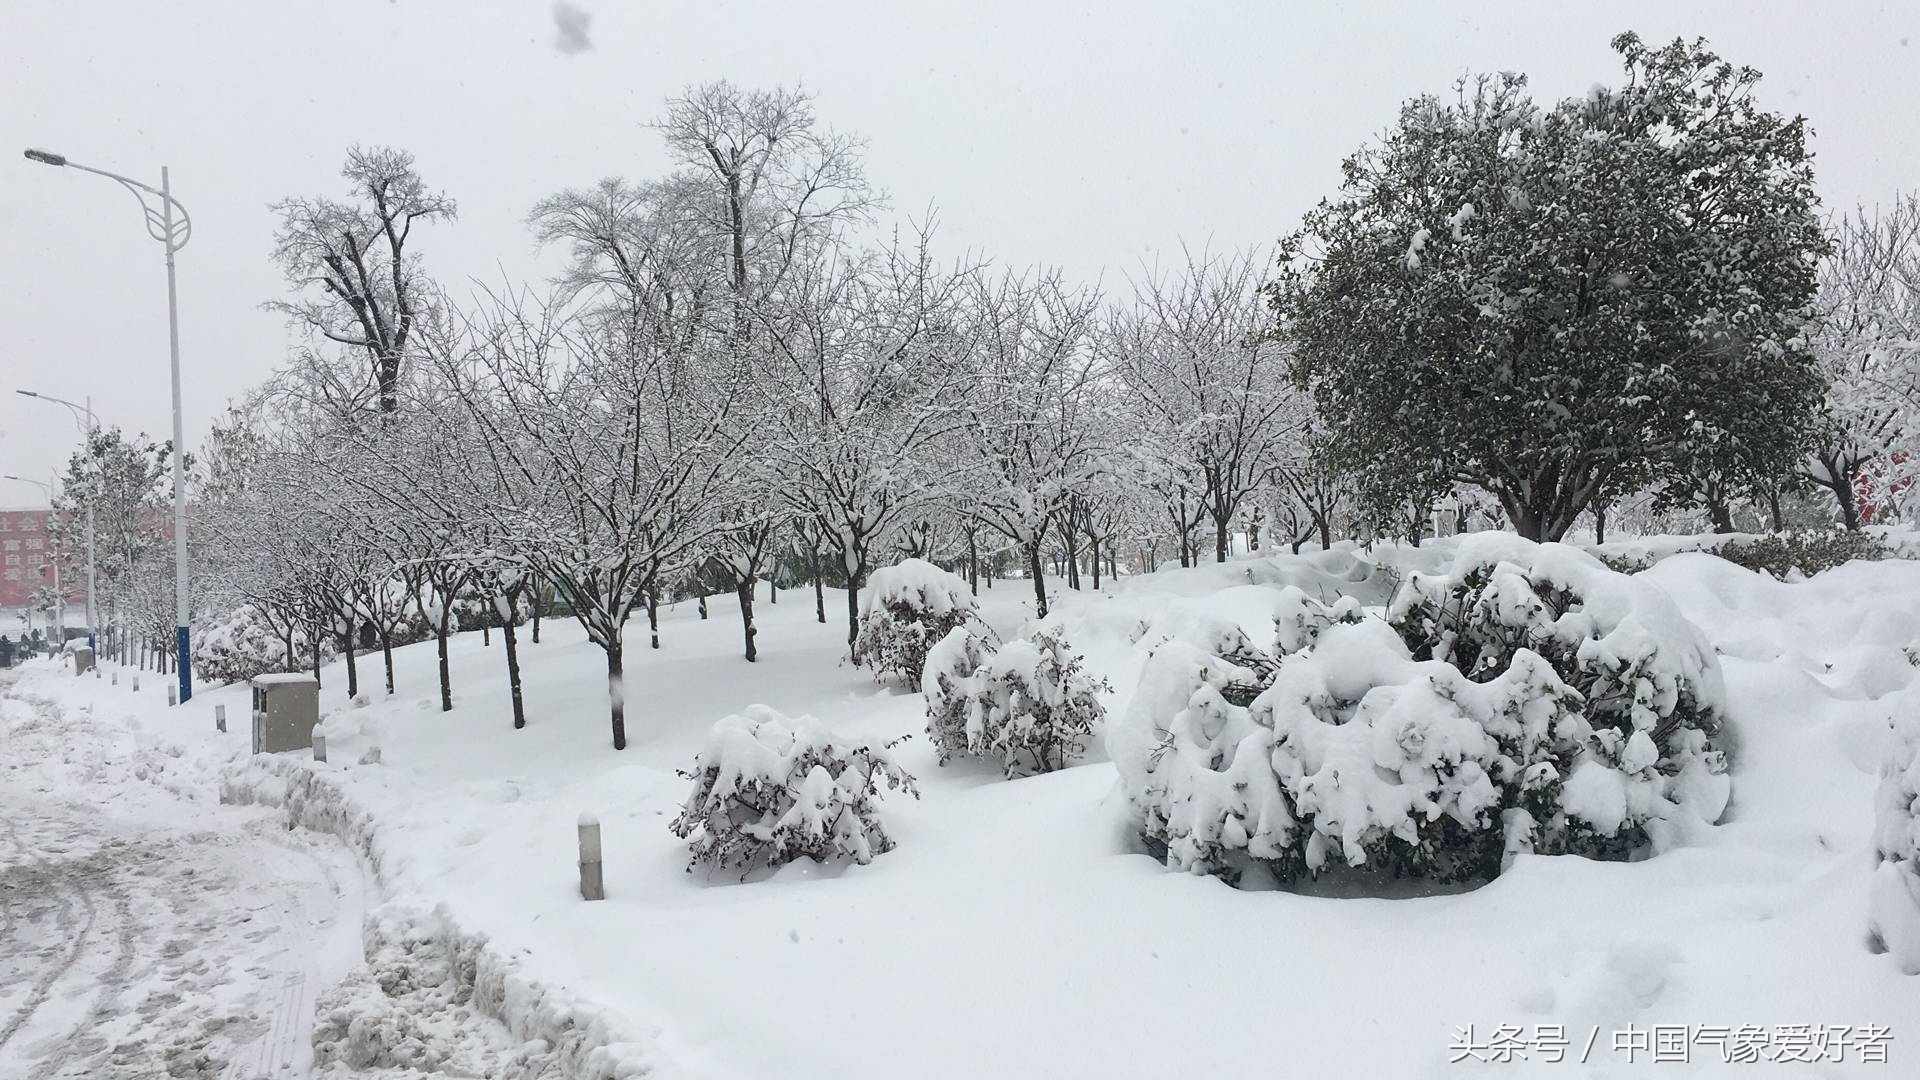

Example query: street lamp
[23,147,195,703]
[15,390,99,658]
[3,473,66,648]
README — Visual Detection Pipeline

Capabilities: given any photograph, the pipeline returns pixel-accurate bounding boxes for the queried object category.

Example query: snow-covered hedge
[923,625,1108,777]
[194,603,335,685]
[1872,682,1920,973]
[1114,537,1730,886]
[853,558,978,689]
[670,705,919,875]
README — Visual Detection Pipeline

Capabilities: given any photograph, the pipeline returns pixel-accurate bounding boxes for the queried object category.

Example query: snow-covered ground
[7,539,1919,1078]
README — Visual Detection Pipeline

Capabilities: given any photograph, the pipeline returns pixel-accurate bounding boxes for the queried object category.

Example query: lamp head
[23,148,67,167]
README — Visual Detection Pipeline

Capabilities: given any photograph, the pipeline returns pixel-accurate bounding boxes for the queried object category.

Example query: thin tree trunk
[967,530,979,595]
[698,592,708,620]
[1027,540,1050,619]
[502,603,525,730]
[531,584,543,643]
[845,570,862,665]
[436,614,453,712]
[647,586,660,650]
[737,578,758,662]
[1215,515,1229,562]
[811,548,826,625]
[605,638,626,750]
[342,623,358,699]
[1767,489,1784,533]
[380,627,395,695]
[1594,501,1608,545]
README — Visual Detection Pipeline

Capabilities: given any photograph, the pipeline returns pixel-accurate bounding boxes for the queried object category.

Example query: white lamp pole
[16,390,100,656]
[24,147,195,703]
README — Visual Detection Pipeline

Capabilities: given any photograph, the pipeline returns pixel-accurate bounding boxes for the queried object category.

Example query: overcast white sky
[2,1,1915,504]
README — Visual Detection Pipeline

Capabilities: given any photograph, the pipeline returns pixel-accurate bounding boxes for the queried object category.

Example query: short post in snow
[132,675,140,692]
[215,703,226,733]
[112,671,118,686]
[167,684,177,707]
[578,813,604,901]
[312,731,327,763]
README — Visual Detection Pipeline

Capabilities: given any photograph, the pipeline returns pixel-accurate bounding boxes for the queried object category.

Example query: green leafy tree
[1270,33,1827,541]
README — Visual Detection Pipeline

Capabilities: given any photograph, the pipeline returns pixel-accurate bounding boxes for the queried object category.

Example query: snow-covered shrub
[853,558,978,689]
[923,624,991,763]
[670,705,919,875]
[193,603,335,685]
[924,626,1108,777]
[1871,682,1920,973]
[1115,537,1730,887]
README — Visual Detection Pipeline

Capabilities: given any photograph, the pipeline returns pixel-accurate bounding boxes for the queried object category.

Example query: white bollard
[132,676,140,692]
[215,704,226,733]
[578,813,605,901]
[167,685,177,707]
[312,732,327,763]
[112,671,118,686]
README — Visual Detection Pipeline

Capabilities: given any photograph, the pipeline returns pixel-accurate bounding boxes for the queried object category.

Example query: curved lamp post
[24,147,194,703]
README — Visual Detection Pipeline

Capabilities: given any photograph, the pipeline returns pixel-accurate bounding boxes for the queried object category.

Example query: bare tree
[270,147,456,414]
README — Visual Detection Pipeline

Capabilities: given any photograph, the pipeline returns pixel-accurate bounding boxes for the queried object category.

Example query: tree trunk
[605,638,626,750]
[737,579,758,662]
[647,586,660,650]
[531,585,543,643]
[1707,495,1735,535]
[435,615,453,712]
[482,621,490,647]
[1027,540,1050,619]
[1767,489,1784,533]
[967,530,979,595]
[311,635,322,689]
[698,592,708,620]
[1215,515,1229,563]
[502,608,526,730]
[811,548,827,625]
[768,575,776,606]
[1593,501,1608,545]
[380,627,395,695]
[342,624,358,699]
[845,569,863,664]
[1091,539,1102,589]
[1064,520,1082,590]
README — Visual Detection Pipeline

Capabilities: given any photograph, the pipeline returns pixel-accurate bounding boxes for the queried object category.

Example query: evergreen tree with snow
[1271,34,1827,541]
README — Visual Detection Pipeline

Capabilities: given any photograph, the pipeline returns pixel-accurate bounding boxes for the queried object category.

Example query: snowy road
[0,672,553,1079]
[0,780,361,1079]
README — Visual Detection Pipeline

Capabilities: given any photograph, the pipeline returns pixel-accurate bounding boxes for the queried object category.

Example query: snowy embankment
[14,537,1920,1078]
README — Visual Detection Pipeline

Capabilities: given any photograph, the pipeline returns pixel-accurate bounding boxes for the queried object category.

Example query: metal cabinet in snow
[250,673,319,754]
[72,645,94,676]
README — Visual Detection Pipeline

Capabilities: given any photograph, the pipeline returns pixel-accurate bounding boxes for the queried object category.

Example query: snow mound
[1873,680,1920,973]
[670,705,919,874]
[1115,538,1730,886]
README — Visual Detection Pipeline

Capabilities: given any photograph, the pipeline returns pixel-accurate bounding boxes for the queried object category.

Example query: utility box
[72,646,94,676]
[251,673,320,755]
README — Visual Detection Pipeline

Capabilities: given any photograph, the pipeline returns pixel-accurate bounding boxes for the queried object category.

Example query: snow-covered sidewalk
[0,667,573,1079]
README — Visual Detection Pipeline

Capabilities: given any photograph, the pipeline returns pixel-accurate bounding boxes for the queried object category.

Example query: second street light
[24,147,194,703]
[3,473,68,648]
[15,389,99,657]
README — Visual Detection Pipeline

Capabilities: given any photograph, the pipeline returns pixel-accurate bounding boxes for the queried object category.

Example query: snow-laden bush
[922,625,1108,777]
[670,705,919,875]
[853,558,978,689]
[194,603,335,685]
[1871,681,1920,973]
[1115,538,1730,887]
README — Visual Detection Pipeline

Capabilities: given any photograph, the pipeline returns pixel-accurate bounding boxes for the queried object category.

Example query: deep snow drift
[10,536,1920,1078]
